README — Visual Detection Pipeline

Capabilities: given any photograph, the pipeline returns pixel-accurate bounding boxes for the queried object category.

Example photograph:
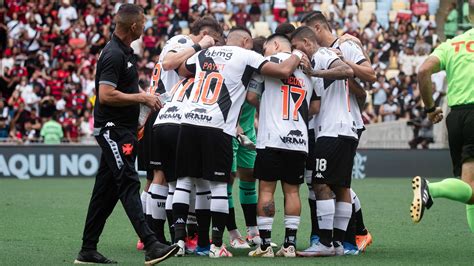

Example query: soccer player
[147,16,221,255]
[226,37,267,249]
[290,26,356,257]
[74,4,178,264]
[301,11,375,253]
[411,1,474,232]
[247,33,320,258]
[173,26,303,258]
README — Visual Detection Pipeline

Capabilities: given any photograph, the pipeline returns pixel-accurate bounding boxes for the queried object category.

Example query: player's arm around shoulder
[162,35,215,71]
[306,50,354,80]
[259,50,303,79]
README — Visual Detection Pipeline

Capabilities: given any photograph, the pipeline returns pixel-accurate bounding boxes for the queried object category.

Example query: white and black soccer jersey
[154,78,194,126]
[148,35,194,95]
[311,47,358,140]
[180,46,267,136]
[252,52,316,153]
[331,39,367,131]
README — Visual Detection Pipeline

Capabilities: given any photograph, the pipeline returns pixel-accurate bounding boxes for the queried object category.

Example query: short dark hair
[228,26,252,38]
[252,36,267,55]
[115,4,143,27]
[290,26,317,42]
[190,16,222,35]
[301,11,330,29]
[275,23,296,36]
[266,33,291,45]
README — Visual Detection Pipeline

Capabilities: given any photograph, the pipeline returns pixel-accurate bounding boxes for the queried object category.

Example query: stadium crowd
[0,0,446,144]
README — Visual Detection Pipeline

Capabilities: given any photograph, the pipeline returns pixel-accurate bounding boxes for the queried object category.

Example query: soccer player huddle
[139,11,375,259]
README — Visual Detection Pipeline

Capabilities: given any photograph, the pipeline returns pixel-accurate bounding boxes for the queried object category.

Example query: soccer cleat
[309,235,320,246]
[248,245,274,257]
[343,242,359,255]
[270,242,278,248]
[74,250,117,264]
[144,242,179,265]
[175,240,186,257]
[296,242,335,257]
[209,244,233,258]
[195,245,211,256]
[355,231,373,252]
[334,242,344,256]
[246,234,262,246]
[185,234,198,253]
[230,236,251,249]
[275,245,296,257]
[411,176,433,223]
[137,239,144,251]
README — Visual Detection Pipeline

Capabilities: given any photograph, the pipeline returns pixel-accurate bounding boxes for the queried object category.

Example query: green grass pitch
[1,178,474,265]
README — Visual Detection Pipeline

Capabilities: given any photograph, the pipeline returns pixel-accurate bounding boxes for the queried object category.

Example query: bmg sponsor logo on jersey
[184,108,213,122]
[159,106,182,120]
[280,129,306,145]
[205,49,233,60]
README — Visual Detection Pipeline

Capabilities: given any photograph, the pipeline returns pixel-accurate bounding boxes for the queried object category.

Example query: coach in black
[74,4,178,265]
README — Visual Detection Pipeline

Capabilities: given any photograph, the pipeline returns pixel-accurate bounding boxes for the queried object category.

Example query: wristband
[292,50,303,60]
[424,105,437,114]
[192,43,202,52]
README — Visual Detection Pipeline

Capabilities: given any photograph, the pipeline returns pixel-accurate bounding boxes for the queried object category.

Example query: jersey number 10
[281,85,306,121]
[192,72,224,105]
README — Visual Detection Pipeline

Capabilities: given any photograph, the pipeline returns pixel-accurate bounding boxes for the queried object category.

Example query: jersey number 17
[281,85,306,121]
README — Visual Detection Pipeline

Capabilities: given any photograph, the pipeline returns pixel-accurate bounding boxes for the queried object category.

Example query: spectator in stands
[189,0,208,23]
[58,0,78,32]
[328,0,343,26]
[372,74,390,116]
[0,117,9,139]
[210,0,227,23]
[231,4,249,27]
[155,0,173,37]
[398,45,416,76]
[380,94,400,122]
[409,113,434,149]
[444,2,458,39]
[40,113,63,144]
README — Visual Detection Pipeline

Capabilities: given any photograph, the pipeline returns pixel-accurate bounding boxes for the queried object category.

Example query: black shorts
[306,129,316,171]
[137,111,159,173]
[312,136,358,188]
[254,148,307,185]
[176,124,232,182]
[446,105,474,177]
[150,124,180,182]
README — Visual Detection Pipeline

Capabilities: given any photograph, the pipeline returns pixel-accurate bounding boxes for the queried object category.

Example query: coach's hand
[140,92,162,111]
[428,107,444,124]
[199,35,215,49]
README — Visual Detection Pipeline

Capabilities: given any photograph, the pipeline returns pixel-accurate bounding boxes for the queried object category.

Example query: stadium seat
[320,2,329,15]
[252,22,271,37]
[358,10,373,27]
[377,1,392,12]
[361,1,376,13]
[392,1,409,12]
[389,10,398,22]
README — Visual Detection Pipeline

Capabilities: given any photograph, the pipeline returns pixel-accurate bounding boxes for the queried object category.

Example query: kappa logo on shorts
[315,172,324,179]
[122,143,134,156]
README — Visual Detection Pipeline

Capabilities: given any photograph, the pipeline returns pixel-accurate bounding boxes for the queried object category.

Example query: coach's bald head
[226,26,253,50]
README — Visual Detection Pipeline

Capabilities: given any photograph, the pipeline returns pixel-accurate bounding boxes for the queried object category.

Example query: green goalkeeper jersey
[431,28,474,107]
[239,102,256,140]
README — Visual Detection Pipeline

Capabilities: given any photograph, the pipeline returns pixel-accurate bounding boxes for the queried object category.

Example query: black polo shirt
[94,34,139,131]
